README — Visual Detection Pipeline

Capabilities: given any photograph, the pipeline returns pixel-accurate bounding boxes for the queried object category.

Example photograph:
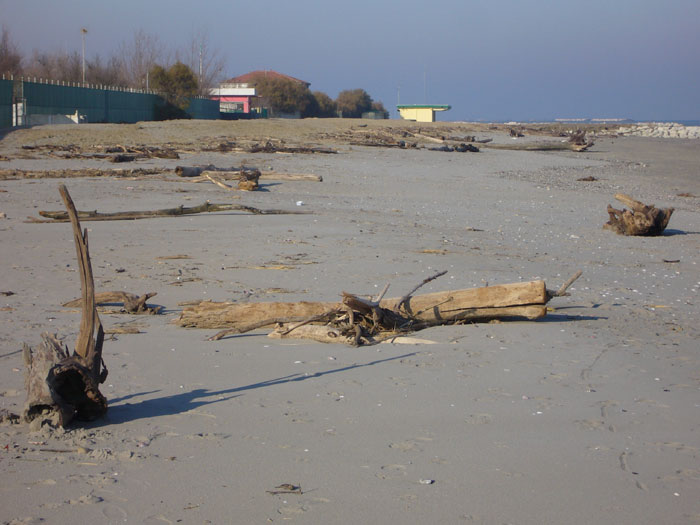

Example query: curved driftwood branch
[23,185,108,428]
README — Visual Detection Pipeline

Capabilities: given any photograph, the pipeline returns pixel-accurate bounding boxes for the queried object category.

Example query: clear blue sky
[2,0,699,121]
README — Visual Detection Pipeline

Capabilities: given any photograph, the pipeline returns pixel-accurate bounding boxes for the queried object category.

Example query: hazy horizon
[2,0,698,122]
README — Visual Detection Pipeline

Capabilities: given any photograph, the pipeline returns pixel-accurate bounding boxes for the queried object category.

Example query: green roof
[397,104,451,110]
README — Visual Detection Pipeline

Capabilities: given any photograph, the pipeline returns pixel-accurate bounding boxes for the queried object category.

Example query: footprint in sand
[68,493,104,505]
[619,451,631,471]
[102,504,128,519]
[185,432,231,440]
[465,413,493,425]
[143,514,175,524]
[574,419,606,431]
[377,464,408,479]
[389,437,432,452]
[598,400,619,418]
[277,497,329,517]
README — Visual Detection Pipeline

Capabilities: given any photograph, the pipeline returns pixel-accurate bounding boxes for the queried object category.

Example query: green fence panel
[186,97,220,120]
[23,81,106,123]
[0,79,14,128]
[20,80,219,124]
[105,90,160,123]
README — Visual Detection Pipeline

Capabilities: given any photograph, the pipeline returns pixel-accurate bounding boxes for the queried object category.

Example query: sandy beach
[1,119,698,524]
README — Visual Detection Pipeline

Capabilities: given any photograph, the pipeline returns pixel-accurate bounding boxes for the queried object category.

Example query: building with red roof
[226,70,310,88]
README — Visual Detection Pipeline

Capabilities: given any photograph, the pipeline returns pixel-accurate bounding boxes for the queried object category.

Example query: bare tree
[181,29,225,96]
[0,26,22,76]
[88,54,127,86]
[24,50,82,82]
[118,29,166,89]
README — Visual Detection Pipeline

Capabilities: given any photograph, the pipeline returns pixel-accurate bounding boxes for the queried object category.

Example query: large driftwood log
[178,280,550,331]
[604,193,674,236]
[23,185,108,428]
[259,172,323,182]
[482,141,593,152]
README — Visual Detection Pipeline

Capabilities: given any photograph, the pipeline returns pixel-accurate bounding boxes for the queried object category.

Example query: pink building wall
[211,95,251,113]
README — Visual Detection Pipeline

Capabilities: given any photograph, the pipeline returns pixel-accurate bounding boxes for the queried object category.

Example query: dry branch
[63,291,160,314]
[603,193,674,236]
[31,201,310,222]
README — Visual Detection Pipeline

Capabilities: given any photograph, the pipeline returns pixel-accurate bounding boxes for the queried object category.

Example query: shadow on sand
[104,351,417,424]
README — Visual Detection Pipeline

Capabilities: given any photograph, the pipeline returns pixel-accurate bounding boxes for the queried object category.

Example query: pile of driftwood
[19,143,179,162]
[604,193,674,236]
[23,186,108,428]
[175,164,323,192]
[178,271,582,346]
[105,145,180,162]
[430,143,480,153]
[315,126,592,152]
[0,168,164,180]
[177,164,262,190]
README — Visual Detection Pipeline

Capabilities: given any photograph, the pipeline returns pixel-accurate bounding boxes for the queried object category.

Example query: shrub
[150,61,198,119]
[312,91,337,117]
[370,101,388,118]
[336,89,372,118]
[253,76,312,116]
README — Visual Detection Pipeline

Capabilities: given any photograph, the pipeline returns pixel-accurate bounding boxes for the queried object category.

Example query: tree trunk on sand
[23,185,108,428]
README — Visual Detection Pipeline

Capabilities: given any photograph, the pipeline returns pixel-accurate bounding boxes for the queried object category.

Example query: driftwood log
[179,280,551,330]
[63,291,160,314]
[258,172,323,182]
[604,193,674,236]
[23,185,108,428]
[186,273,582,345]
[30,201,310,222]
[482,140,593,152]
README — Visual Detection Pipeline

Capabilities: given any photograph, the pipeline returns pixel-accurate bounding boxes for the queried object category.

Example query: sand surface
[0,119,698,524]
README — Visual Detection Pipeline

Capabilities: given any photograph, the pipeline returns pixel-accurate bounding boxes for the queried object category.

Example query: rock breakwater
[618,122,700,139]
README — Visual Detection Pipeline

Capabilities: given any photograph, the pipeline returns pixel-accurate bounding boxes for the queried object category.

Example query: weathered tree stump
[604,193,674,236]
[23,185,108,428]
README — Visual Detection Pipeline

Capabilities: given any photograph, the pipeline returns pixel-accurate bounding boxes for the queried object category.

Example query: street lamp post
[81,28,88,84]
